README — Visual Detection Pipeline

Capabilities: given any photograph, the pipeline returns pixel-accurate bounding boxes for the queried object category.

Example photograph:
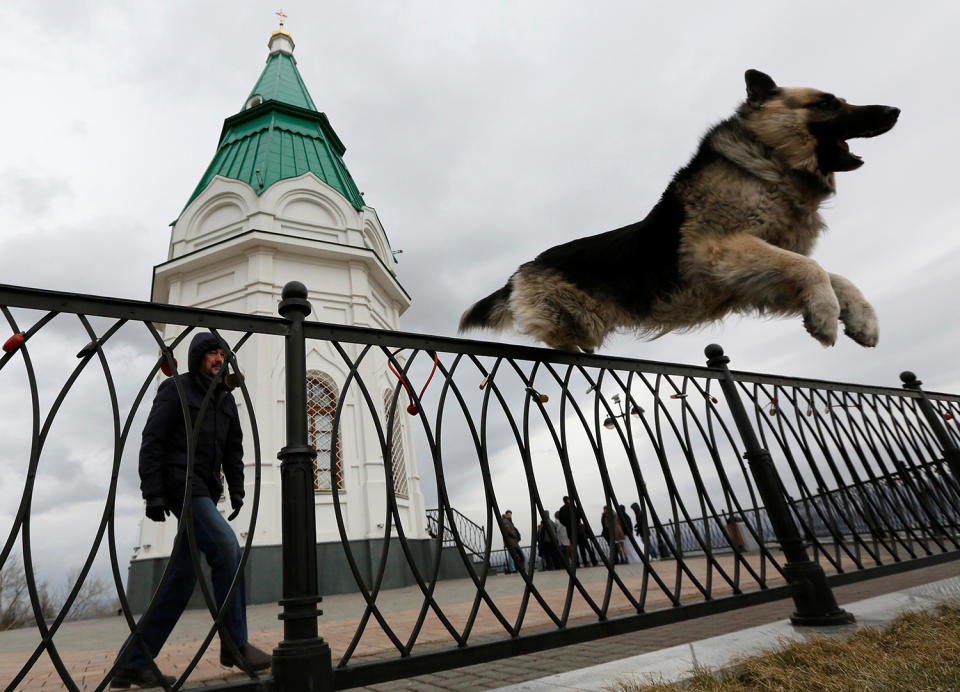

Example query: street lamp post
[603,393,643,429]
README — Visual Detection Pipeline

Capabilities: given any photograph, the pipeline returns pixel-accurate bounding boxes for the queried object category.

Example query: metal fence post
[705,344,854,625]
[901,371,960,493]
[272,281,333,690]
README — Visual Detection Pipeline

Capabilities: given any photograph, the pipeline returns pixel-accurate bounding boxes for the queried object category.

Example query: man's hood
[187,331,221,374]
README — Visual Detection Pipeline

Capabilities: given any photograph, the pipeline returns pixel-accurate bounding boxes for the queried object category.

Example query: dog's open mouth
[837,139,861,161]
[823,137,865,171]
[816,105,899,172]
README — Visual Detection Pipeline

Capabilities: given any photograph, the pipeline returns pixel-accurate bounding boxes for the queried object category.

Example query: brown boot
[110,665,176,689]
[220,642,271,671]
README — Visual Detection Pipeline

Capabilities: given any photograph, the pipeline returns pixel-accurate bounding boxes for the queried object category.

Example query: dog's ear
[745,69,778,105]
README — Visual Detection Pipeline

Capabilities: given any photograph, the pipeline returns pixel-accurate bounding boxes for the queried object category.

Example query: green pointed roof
[181,31,365,216]
[246,38,317,111]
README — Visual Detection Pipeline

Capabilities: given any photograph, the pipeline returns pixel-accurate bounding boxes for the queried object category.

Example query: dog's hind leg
[522,320,599,352]
[828,273,878,347]
[692,233,841,346]
[511,270,610,352]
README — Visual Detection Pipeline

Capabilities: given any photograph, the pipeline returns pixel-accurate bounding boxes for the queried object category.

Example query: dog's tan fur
[510,269,635,350]
[461,71,898,352]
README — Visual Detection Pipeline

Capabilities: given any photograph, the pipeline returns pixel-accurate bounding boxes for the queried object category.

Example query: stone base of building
[124,538,478,613]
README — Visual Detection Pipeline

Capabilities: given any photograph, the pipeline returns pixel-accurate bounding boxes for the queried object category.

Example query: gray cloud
[0,172,72,219]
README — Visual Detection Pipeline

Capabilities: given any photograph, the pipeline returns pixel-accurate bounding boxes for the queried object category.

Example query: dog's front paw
[828,274,878,348]
[802,291,840,347]
[841,302,879,347]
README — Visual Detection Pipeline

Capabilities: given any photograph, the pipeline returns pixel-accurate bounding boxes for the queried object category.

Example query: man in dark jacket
[557,496,597,567]
[112,332,269,689]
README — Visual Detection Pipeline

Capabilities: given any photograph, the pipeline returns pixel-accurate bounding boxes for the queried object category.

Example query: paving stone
[1,561,955,690]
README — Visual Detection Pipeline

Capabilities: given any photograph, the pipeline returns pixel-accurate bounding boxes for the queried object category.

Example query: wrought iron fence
[1,281,958,691]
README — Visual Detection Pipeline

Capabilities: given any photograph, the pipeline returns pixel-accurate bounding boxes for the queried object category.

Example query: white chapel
[127,25,430,606]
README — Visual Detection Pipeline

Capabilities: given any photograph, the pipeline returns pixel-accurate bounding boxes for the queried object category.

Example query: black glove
[145,497,170,522]
[227,492,243,521]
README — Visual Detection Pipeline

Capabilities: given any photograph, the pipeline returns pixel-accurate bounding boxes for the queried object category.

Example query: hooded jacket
[139,332,244,504]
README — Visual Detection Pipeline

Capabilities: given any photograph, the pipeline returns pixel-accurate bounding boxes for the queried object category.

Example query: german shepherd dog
[459,70,899,352]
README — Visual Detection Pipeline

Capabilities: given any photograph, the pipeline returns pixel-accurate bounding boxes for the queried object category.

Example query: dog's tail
[459,283,514,333]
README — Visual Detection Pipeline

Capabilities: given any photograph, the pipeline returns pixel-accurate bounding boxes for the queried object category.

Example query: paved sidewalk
[0,559,955,690]
[352,561,959,691]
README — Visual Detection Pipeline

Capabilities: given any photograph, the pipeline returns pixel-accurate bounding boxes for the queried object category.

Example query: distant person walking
[631,501,658,560]
[537,519,563,570]
[553,511,571,563]
[502,510,525,574]
[619,504,642,563]
[602,505,627,564]
[558,496,597,567]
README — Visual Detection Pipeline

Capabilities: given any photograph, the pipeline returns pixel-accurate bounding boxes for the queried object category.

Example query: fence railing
[1,281,958,691]
[425,508,487,561]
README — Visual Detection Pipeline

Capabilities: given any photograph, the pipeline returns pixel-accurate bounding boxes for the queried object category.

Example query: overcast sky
[2,2,960,591]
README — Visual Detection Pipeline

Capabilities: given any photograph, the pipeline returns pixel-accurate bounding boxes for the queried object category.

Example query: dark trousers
[541,543,564,569]
[571,531,597,566]
[118,496,247,667]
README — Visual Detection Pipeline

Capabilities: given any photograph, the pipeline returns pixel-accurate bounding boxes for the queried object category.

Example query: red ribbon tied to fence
[387,350,438,415]
[2,333,24,353]
[159,354,178,377]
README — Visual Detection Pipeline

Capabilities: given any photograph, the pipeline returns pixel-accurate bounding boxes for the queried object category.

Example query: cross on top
[276,9,287,30]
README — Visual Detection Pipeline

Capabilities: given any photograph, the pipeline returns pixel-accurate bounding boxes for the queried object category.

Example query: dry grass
[610,603,960,691]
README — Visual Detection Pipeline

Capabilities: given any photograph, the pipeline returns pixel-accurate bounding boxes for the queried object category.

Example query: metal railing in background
[1,281,958,691]
[425,508,487,560]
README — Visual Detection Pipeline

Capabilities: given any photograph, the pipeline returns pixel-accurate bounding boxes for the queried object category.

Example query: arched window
[307,371,343,492]
[383,389,409,499]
